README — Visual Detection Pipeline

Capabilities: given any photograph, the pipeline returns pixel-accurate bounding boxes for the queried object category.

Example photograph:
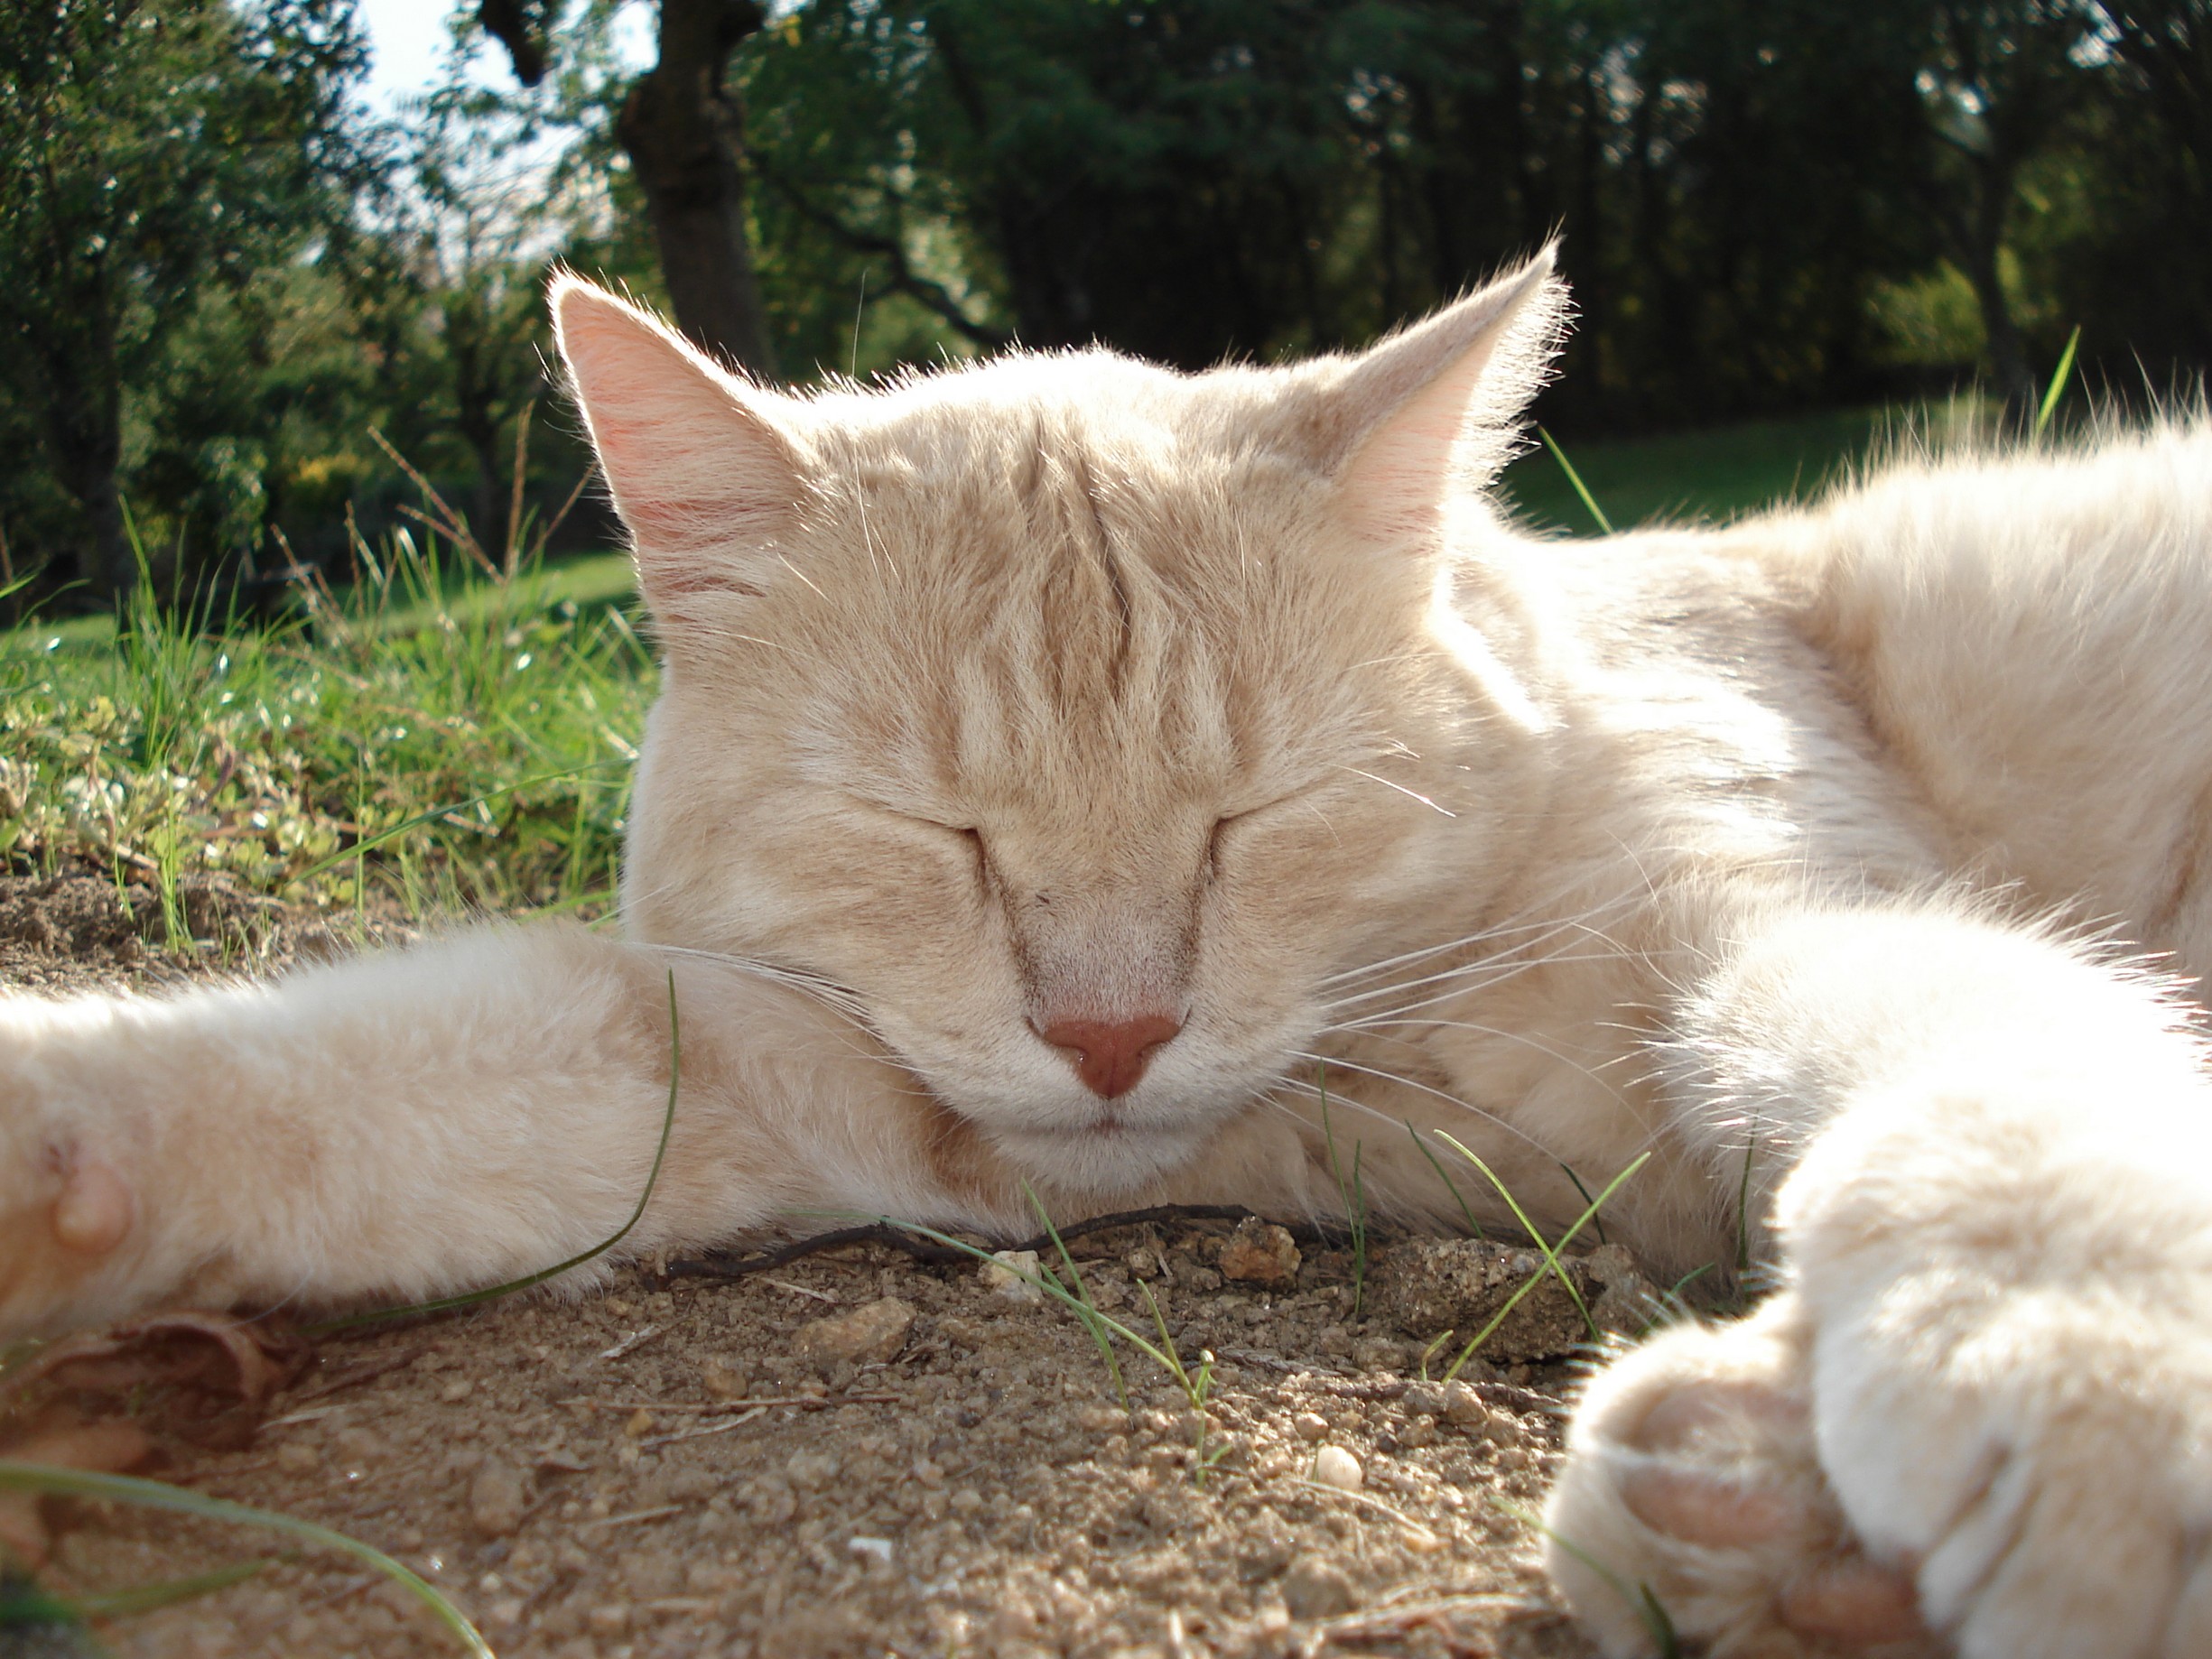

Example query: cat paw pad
[1543,1306,1939,1657]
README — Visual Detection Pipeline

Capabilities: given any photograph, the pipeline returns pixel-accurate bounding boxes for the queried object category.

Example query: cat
[6,245,2212,1658]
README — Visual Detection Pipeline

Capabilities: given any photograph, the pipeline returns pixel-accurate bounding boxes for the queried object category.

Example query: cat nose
[1034,1013,1183,1099]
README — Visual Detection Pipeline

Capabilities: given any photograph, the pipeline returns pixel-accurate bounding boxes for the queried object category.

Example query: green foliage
[2,0,2205,612]
[0,0,369,597]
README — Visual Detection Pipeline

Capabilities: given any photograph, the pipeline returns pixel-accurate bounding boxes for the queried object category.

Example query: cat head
[555,256,1566,1193]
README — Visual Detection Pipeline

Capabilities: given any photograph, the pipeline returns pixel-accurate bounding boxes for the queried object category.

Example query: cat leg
[1547,904,2212,1658]
[0,922,988,1338]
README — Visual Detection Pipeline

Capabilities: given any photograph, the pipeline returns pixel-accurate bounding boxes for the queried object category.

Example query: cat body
[7,253,2212,1656]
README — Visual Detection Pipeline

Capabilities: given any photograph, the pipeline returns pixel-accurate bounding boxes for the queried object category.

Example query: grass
[1435,1142,1650,1385]
[0,535,652,930]
[1500,405,1901,536]
[1316,1072,1370,1317]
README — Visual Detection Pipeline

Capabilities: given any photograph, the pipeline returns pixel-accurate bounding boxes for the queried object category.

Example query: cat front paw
[1544,1296,1938,1658]
[2,1021,142,1335]
[1548,1274,2212,1659]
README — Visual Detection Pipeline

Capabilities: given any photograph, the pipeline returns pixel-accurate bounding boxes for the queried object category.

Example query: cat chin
[984,1120,1214,1195]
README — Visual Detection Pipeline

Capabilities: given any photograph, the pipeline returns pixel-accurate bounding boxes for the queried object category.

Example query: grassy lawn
[0,542,654,930]
[1500,405,1899,535]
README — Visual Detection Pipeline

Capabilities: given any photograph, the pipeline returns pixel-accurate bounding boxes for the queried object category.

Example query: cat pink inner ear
[1326,249,1568,544]
[552,276,804,598]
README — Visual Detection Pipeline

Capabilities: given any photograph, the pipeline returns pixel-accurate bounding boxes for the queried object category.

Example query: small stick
[581,1503,685,1531]
[1288,1476,1444,1546]
[555,1395,899,1413]
[638,1407,766,1450]
[761,1280,837,1305]
[598,1325,661,1361]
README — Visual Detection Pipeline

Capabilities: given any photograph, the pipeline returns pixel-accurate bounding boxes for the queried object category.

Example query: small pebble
[1290,1412,1331,1444]
[274,1441,317,1474]
[981,1251,1045,1303]
[700,1358,748,1400]
[1218,1219,1302,1285]
[847,1534,895,1566]
[794,1296,916,1369]
[1441,1380,1490,1427]
[623,1408,655,1438]
[1281,1556,1360,1619]
[468,1460,527,1538]
[1312,1445,1363,1491]
[1401,1382,1447,1417]
[586,1603,629,1636]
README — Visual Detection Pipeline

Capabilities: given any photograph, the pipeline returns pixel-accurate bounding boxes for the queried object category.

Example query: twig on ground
[555,1395,899,1413]
[637,1407,767,1450]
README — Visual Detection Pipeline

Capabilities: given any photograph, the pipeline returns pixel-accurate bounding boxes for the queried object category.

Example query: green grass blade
[1556,1160,1605,1246]
[1134,1279,1195,1397]
[306,969,683,1334]
[1436,1135,1598,1331]
[1735,1131,1758,1277]
[1021,1183,1129,1409]
[0,1467,488,1656]
[1539,426,1615,535]
[1315,1069,1367,1314]
[70,1559,272,1619]
[1435,1142,1650,1376]
[2035,325,2082,438]
[1408,1122,1485,1239]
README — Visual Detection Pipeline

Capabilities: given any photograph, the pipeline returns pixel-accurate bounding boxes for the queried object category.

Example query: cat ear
[1304,247,1568,544]
[552,274,806,610]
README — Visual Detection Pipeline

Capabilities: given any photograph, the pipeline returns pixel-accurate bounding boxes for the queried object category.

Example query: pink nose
[1035,1014,1184,1099]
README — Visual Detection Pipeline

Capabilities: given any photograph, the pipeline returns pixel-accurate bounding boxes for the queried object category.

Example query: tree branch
[754,163,1011,352]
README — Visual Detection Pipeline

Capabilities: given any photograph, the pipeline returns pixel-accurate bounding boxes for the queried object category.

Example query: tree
[0,0,367,601]
[480,0,779,377]
[1914,1,2106,414]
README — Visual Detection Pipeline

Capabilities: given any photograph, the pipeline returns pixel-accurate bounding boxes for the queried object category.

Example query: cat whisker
[1320,947,1631,1018]
[1284,1049,1568,1163]
[1313,1012,1638,1107]
[1316,885,1646,991]
[1335,765,1456,817]
[641,943,872,1021]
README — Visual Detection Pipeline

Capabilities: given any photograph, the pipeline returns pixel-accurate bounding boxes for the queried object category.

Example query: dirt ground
[2,871,1622,1659]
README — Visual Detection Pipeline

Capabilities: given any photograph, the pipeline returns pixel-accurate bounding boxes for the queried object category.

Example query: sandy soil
[2,872,1620,1659]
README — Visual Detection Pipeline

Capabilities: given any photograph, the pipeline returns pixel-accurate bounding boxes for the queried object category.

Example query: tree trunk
[1942,147,2037,422]
[1958,229,2036,420]
[38,306,135,604]
[615,0,779,380]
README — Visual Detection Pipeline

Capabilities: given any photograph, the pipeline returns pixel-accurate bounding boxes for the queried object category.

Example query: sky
[354,0,655,117]
[357,0,470,115]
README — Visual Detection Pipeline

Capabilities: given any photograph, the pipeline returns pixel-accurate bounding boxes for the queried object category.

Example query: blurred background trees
[1,0,2204,610]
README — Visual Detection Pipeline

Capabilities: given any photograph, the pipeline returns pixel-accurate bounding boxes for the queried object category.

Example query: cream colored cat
[7,247,2212,1657]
